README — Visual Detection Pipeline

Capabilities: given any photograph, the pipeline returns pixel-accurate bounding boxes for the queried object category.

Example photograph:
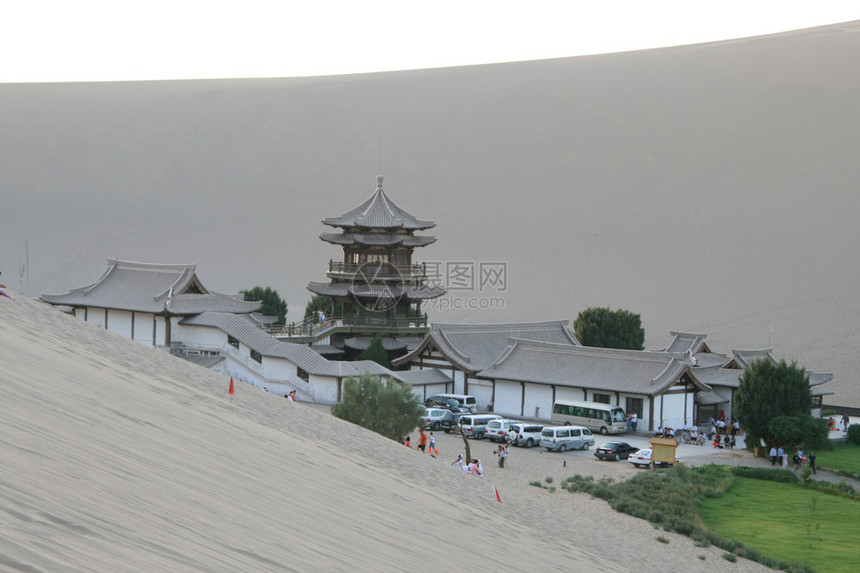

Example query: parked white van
[539,426,595,452]
[457,414,502,439]
[426,393,478,413]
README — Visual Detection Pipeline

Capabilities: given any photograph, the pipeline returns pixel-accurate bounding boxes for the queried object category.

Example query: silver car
[539,426,595,452]
[506,423,544,447]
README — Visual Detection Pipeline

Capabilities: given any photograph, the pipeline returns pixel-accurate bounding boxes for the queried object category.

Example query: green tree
[573,307,644,349]
[767,415,830,452]
[304,294,342,319]
[733,359,814,450]
[360,335,392,369]
[331,371,424,441]
[241,286,287,324]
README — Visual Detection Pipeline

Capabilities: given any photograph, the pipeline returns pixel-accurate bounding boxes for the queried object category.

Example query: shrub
[656,536,669,544]
[722,553,737,562]
[331,371,424,441]
[730,465,798,483]
[847,424,860,445]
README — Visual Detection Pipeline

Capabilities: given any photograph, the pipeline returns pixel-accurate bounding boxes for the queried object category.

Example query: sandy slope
[3,22,860,406]
[0,295,775,572]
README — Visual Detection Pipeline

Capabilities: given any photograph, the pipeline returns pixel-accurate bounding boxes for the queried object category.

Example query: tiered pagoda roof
[322,175,436,231]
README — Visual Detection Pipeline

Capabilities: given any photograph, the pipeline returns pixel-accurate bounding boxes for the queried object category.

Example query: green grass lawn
[815,442,860,475]
[699,477,860,573]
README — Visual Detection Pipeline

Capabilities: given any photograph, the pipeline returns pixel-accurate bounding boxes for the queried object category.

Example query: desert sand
[3,21,860,407]
[0,294,776,572]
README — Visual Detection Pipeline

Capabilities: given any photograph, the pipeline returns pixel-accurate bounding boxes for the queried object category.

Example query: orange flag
[494,486,502,503]
[229,377,235,396]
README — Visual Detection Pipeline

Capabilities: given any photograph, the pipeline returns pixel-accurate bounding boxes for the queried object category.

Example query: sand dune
[0,295,776,571]
[2,21,859,407]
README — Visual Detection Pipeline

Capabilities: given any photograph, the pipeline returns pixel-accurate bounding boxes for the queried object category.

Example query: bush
[730,465,798,483]
[330,371,424,441]
[847,424,860,445]
[722,553,737,563]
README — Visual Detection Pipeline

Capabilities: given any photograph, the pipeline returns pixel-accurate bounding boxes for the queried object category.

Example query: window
[366,254,389,263]
[592,393,610,404]
[297,367,309,382]
[227,335,239,349]
[251,349,262,363]
[626,397,643,417]
[348,253,360,264]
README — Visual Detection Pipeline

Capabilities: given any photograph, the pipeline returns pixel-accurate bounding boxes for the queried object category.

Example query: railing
[327,260,427,279]
[263,314,429,338]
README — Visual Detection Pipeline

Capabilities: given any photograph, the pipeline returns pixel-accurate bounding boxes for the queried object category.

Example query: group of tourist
[768,445,817,474]
[451,454,484,477]
[404,428,508,477]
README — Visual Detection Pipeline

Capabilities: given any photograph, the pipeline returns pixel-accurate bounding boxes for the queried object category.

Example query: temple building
[300,175,446,360]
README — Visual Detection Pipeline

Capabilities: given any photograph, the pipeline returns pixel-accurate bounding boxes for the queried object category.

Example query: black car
[425,397,466,412]
[594,441,639,461]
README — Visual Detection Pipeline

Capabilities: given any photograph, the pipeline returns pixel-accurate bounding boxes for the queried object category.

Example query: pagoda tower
[306,175,446,359]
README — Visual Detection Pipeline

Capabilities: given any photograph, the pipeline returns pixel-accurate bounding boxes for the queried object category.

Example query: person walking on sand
[428,432,439,455]
[417,428,428,453]
[404,436,411,448]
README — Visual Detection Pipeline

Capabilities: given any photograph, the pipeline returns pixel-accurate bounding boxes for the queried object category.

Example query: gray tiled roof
[307,281,446,300]
[168,293,260,315]
[396,368,452,385]
[180,312,331,374]
[477,339,710,397]
[320,233,436,247]
[657,331,711,354]
[732,348,775,368]
[179,312,414,380]
[344,336,408,351]
[690,365,743,389]
[393,319,581,373]
[322,176,435,230]
[40,258,259,315]
[695,388,732,405]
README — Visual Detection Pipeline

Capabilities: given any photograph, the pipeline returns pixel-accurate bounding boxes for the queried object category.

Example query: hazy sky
[5,1,860,82]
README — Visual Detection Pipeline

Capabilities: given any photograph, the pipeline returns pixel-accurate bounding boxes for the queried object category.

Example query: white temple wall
[491,379,523,417]
[309,375,339,404]
[106,309,133,338]
[131,312,155,344]
[523,383,554,421]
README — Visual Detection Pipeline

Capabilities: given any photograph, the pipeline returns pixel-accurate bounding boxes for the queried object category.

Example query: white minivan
[457,414,502,439]
[539,426,595,452]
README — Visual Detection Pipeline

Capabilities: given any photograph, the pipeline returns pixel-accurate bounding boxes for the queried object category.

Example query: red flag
[494,486,502,503]
[229,377,235,396]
